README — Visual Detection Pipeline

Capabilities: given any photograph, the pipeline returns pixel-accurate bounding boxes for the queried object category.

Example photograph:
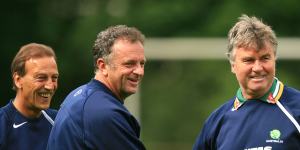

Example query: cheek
[22,82,35,90]
[233,65,251,80]
[118,68,132,76]
[231,63,245,74]
[53,82,58,89]
[30,83,47,93]
[268,63,276,72]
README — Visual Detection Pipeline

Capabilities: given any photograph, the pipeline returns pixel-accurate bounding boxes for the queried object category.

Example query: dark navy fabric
[193,86,300,150]
[47,79,145,150]
[0,101,57,150]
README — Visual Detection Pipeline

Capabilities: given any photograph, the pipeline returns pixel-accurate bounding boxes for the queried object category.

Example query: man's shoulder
[0,102,15,143]
[61,85,112,111]
[60,84,91,109]
[57,80,125,122]
[0,102,15,121]
[284,85,300,97]
[83,91,131,124]
[0,104,10,125]
[62,80,108,104]
[282,86,300,104]
[0,106,5,117]
[205,98,235,124]
[194,98,235,147]
[281,86,300,111]
[56,82,111,119]
[43,108,58,118]
[84,91,125,116]
[212,98,235,115]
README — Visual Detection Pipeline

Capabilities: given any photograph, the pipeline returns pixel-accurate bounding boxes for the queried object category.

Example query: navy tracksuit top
[47,79,145,150]
[193,80,300,150]
[0,101,57,150]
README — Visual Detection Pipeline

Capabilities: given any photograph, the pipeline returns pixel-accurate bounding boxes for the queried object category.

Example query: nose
[252,61,263,72]
[45,79,56,90]
[133,64,144,76]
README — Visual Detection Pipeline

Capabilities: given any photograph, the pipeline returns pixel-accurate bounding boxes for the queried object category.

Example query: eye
[52,75,59,82]
[123,60,137,68]
[242,58,254,64]
[124,62,135,68]
[262,55,271,61]
[140,61,146,68]
[35,75,47,82]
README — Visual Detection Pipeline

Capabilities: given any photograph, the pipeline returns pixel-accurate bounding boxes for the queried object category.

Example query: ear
[96,58,108,76]
[13,73,23,89]
[231,63,236,74]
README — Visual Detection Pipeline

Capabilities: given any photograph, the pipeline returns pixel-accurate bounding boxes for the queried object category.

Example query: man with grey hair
[47,25,146,150]
[193,14,300,150]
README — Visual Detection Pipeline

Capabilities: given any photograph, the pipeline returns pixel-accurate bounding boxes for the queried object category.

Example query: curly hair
[92,25,145,71]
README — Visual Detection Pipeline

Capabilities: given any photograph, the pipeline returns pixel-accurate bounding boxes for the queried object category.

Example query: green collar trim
[232,78,284,111]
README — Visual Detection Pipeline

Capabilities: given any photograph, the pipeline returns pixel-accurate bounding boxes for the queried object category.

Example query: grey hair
[92,25,145,71]
[227,14,278,63]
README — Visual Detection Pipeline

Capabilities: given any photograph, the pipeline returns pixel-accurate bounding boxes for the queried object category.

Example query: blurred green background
[1,0,300,149]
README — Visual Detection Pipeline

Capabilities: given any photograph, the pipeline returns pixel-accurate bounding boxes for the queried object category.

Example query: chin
[249,87,267,94]
[125,90,137,96]
[39,104,50,110]
[128,91,137,95]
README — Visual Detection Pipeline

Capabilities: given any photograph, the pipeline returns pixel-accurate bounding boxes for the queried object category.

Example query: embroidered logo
[13,122,28,128]
[270,129,281,139]
[266,129,283,144]
[231,98,243,111]
[74,89,82,97]
[267,93,276,104]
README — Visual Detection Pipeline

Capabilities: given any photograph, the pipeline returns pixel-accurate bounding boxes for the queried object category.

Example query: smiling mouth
[38,93,52,98]
[250,74,266,79]
[128,78,140,86]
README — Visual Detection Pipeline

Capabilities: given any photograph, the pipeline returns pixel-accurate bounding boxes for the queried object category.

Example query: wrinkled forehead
[234,40,275,54]
[26,56,57,63]
[24,57,58,72]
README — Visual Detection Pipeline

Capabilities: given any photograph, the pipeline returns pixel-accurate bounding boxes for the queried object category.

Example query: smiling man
[193,15,300,150]
[47,25,146,150]
[0,43,59,150]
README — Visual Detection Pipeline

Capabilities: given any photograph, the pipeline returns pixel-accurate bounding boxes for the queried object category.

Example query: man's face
[231,44,276,99]
[106,39,145,99]
[16,57,59,111]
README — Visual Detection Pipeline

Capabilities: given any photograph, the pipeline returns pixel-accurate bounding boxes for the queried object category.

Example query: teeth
[40,93,51,98]
[251,76,264,79]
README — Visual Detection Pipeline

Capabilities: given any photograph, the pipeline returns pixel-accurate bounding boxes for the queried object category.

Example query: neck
[13,95,41,118]
[94,74,124,101]
[242,90,265,100]
[238,78,277,101]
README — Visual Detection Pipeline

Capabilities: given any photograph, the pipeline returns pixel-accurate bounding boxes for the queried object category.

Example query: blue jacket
[0,101,57,150]
[47,79,145,150]
[193,84,300,150]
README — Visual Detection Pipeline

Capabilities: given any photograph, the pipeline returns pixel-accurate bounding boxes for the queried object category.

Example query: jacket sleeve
[193,99,234,150]
[0,108,10,150]
[192,119,215,150]
[0,110,4,149]
[83,106,145,150]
